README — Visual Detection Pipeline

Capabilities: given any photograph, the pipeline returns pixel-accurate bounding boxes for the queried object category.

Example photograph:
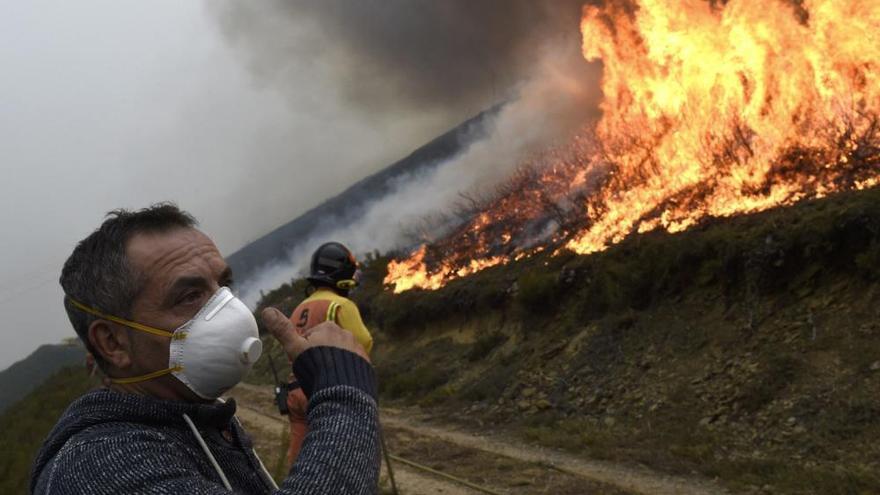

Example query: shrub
[466,331,508,362]
[515,271,560,315]
[380,364,450,399]
[460,363,514,401]
[855,240,880,280]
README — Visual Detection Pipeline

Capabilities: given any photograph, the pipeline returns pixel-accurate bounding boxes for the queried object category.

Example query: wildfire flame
[385,0,880,293]
[384,245,508,293]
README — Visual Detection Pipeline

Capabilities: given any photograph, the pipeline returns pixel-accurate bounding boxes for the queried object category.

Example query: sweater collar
[31,387,238,493]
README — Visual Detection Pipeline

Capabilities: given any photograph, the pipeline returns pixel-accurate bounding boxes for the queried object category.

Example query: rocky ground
[369,273,880,494]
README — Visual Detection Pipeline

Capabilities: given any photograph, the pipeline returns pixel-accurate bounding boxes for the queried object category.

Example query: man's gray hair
[59,203,197,368]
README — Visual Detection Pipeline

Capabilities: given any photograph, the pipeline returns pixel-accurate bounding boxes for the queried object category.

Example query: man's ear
[88,321,133,371]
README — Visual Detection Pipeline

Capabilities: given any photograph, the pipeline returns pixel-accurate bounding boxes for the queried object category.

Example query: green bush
[418,384,457,406]
[855,240,880,279]
[460,363,514,402]
[515,271,559,315]
[575,268,622,318]
[466,331,508,362]
[380,364,450,399]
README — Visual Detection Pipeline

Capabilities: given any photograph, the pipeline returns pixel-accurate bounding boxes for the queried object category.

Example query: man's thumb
[261,307,307,356]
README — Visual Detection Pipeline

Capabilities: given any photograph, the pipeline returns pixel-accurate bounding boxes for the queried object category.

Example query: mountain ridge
[226,107,500,284]
[0,342,85,414]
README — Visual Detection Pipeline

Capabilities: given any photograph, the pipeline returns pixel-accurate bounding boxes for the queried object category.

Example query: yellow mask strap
[67,296,186,385]
[336,279,357,290]
[110,365,183,385]
[66,297,175,338]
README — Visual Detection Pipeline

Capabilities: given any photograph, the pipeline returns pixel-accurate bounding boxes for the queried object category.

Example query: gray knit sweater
[30,347,380,494]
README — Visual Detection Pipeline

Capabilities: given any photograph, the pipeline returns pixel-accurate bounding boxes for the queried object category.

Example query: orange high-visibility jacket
[290,287,373,354]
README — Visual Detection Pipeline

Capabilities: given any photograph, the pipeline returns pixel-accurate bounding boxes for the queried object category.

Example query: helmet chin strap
[336,279,357,290]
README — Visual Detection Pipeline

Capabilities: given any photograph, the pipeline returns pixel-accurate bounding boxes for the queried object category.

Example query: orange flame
[384,245,445,293]
[568,0,880,254]
[385,244,507,294]
[385,0,880,293]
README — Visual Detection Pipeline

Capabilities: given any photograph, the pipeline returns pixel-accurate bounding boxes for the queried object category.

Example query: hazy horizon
[0,1,465,370]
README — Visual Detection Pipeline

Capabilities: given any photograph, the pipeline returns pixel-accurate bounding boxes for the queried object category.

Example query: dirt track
[228,383,729,495]
[231,384,481,494]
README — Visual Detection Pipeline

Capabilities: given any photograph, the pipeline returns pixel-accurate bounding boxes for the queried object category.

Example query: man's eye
[178,291,203,305]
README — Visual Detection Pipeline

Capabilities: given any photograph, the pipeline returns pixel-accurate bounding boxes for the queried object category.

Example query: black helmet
[307,242,359,291]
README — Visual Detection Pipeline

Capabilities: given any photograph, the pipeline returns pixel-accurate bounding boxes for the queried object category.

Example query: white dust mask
[68,287,262,400]
[168,287,262,399]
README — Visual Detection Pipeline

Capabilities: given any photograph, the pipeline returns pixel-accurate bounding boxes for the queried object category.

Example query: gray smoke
[209,0,589,120]
[236,42,602,304]
[206,0,602,303]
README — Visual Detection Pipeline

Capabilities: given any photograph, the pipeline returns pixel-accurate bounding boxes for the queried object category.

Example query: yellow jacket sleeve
[335,298,374,355]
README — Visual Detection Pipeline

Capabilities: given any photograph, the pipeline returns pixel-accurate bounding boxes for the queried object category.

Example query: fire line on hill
[385,0,880,294]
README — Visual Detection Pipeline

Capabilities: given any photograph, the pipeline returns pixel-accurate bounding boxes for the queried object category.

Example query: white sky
[0,1,454,369]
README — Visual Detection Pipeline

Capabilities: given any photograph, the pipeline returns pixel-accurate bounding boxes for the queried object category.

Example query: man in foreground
[30,204,379,494]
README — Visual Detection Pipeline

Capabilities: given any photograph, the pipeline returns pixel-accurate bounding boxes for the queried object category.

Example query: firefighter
[285,242,374,469]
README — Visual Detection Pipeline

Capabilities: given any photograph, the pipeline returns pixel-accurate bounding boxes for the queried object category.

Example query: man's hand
[261,307,370,363]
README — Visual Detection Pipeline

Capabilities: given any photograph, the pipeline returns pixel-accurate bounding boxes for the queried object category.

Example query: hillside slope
[254,186,880,495]
[0,366,94,494]
[0,343,85,413]
[226,107,497,283]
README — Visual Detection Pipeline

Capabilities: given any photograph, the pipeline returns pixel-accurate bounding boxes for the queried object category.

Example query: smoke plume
[207,1,602,303]
[210,1,588,118]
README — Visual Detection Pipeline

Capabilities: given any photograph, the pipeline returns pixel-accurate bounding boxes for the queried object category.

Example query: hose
[387,453,506,495]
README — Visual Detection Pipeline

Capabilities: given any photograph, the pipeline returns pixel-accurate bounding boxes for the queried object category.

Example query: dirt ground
[227,383,728,495]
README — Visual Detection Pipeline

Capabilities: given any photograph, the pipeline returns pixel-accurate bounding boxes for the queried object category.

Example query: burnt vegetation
[363,185,880,337]
[391,108,880,292]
